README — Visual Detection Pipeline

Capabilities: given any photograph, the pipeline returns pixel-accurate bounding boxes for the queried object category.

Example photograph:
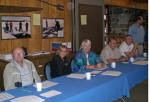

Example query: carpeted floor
[114,80,148,102]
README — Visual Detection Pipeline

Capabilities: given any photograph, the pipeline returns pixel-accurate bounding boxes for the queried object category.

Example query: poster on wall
[52,42,72,52]
[42,18,64,38]
[1,16,31,40]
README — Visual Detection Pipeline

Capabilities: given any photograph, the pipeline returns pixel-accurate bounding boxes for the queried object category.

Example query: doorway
[79,4,104,54]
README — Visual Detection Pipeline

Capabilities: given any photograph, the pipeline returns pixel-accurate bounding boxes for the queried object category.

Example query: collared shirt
[72,49,102,72]
[15,60,33,86]
[129,23,145,44]
[100,45,122,64]
[119,41,134,57]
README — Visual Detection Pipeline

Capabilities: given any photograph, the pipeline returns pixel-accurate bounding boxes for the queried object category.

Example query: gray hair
[80,39,91,49]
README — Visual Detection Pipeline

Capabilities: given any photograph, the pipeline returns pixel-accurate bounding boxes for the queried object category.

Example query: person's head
[80,39,91,53]
[108,37,117,49]
[135,16,144,25]
[12,47,25,64]
[125,35,133,45]
[56,45,68,58]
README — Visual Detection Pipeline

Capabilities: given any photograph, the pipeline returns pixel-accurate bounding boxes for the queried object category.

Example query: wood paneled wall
[104,0,148,10]
[0,0,147,54]
[0,0,72,54]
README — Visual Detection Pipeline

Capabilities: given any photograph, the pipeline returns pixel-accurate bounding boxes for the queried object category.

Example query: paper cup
[86,72,91,80]
[130,57,134,63]
[143,53,147,57]
[36,82,42,91]
[111,62,116,68]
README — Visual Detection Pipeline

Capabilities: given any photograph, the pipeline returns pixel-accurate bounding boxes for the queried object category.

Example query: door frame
[78,3,105,53]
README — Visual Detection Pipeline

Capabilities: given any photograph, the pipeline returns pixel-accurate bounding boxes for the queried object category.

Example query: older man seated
[72,39,107,72]
[100,38,128,64]
[3,47,41,90]
[119,35,138,57]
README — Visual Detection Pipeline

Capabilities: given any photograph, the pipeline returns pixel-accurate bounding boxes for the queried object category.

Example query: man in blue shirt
[128,16,145,54]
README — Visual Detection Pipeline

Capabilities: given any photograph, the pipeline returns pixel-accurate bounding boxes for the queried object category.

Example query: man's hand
[86,65,95,69]
[96,63,102,68]
[134,42,138,48]
[121,57,128,61]
[102,63,108,68]
[107,59,114,63]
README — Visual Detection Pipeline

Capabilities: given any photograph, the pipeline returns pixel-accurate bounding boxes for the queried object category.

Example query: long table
[1,58,148,102]
[114,62,148,89]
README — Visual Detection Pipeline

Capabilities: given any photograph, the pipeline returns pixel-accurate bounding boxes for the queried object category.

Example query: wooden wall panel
[4,0,40,8]
[0,0,145,54]
[64,0,72,42]
[104,0,148,10]
[0,40,12,53]
[0,0,72,54]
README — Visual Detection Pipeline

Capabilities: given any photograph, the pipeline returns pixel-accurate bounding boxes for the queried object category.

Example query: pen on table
[21,88,32,92]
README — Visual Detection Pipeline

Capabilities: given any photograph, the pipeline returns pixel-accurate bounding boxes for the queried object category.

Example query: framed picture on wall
[1,16,31,40]
[42,18,64,38]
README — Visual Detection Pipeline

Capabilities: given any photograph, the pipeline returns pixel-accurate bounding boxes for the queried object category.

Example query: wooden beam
[0,5,43,13]
[104,0,148,10]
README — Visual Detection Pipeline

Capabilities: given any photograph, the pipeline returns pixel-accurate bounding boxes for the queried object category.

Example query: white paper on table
[90,70,102,75]
[133,61,148,65]
[101,71,122,76]
[135,57,146,61]
[11,95,44,102]
[33,81,58,89]
[97,67,108,71]
[40,90,62,98]
[0,93,14,101]
[67,74,86,79]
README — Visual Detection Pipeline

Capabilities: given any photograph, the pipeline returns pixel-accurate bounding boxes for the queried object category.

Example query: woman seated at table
[71,39,107,72]
[50,45,72,78]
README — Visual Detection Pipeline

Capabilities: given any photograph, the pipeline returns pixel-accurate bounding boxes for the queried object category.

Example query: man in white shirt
[100,38,128,64]
[119,35,138,57]
[3,47,41,90]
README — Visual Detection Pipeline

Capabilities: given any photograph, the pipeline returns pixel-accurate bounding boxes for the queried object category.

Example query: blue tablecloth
[1,58,148,102]
[114,62,148,89]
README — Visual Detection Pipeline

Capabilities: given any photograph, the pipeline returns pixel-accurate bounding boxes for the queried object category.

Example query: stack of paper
[34,81,58,89]
[0,54,12,61]
[28,51,50,56]
[11,95,44,102]
[135,57,146,61]
[97,67,108,71]
[133,61,148,65]
[90,70,102,75]
[101,71,122,76]
[42,81,58,89]
[67,74,86,79]
[40,90,62,98]
[0,93,14,101]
